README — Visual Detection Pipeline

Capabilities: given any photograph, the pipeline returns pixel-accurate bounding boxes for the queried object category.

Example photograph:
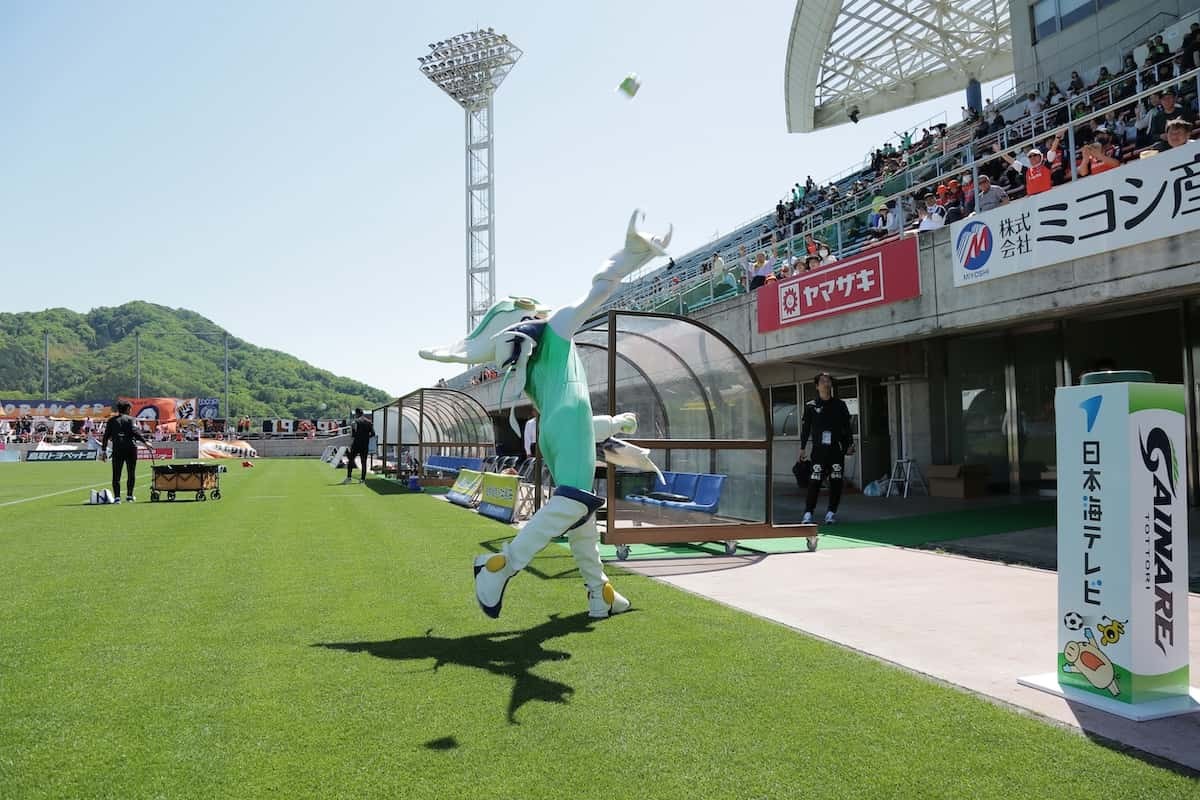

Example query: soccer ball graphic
[1063,611,1085,631]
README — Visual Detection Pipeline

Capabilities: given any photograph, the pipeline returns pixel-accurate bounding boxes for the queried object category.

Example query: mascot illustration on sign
[420,210,671,619]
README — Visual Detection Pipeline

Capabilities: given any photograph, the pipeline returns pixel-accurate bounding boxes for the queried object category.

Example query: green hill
[0,302,391,418]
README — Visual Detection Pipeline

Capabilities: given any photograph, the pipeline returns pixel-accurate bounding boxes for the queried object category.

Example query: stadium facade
[453,0,1200,504]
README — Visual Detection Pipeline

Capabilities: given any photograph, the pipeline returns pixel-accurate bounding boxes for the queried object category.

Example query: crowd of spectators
[0,413,351,444]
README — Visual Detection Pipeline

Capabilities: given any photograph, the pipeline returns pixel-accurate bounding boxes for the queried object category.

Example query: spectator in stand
[818,244,837,267]
[1146,118,1194,153]
[1183,23,1200,70]
[1040,134,1067,185]
[1078,134,1121,177]
[1141,55,1160,89]
[984,97,995,117]
[710,251,725,281]
[1152,35,1171,62]
[997,145,1054,197]
[969,174,1009,214]
[1095,65,1113,86]
[1069,71,1085,93]
[867,202,900,240]
[917,192,946,231]
[1150,89,1194,143]
[748,251,774,290]
[803,253,822,273]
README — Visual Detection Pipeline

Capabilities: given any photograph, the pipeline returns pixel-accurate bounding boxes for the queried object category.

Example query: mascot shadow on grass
[314,612,608,724]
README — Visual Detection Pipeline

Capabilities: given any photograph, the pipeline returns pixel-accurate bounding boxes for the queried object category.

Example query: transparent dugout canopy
[373,388,494,468]
[575,311,809,553]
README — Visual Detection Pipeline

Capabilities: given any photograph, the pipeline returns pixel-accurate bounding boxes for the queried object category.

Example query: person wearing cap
[868,201,900,239]
[343,408,375,484]
[970,174,1010,214]
[917,192,946,231]
[1150,89,1196,143]
[803,252,823,272]
[996,142,1053,196]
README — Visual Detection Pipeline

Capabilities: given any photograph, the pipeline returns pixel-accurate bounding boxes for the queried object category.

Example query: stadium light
[419,28,523,333]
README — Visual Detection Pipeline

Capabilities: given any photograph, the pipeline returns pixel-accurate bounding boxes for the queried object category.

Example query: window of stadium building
[1031,0,1103,42]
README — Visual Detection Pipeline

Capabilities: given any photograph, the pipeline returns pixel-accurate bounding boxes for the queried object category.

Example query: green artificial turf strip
[1,462,1196,799]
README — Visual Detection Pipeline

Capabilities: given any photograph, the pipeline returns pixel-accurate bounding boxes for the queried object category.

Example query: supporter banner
[757,237,921,333]
[198,398,220,419]
[1,400,111,419]
[137,447,176,461]
[198,437,258,459]
[477,472,520,523]
[952,140,1200,287]
[119,397,179,424]
[447,469,484,508]
[26,449,98,462]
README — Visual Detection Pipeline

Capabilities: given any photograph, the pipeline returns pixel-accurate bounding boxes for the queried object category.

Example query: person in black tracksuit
[344,408,375,484]
[101,400,150,503]
[799,372,854,524]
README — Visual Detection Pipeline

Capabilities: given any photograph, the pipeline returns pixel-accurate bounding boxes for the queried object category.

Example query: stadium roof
[784,0,1013,132]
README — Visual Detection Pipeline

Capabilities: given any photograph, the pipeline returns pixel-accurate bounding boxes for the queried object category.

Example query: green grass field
[1,460,1196,799]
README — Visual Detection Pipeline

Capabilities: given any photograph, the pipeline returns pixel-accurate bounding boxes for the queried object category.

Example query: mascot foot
[587,582,631,618]
[473,550,518,619]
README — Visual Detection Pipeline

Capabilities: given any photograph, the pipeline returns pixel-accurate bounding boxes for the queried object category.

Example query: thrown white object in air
[599,437,663,484]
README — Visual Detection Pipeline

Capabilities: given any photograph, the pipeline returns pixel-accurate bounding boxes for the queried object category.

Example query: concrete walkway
[626,547,1200,772]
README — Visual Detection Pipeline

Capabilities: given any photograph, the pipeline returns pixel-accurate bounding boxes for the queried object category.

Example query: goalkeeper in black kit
[799,373,854,525]
[343,408,375,485]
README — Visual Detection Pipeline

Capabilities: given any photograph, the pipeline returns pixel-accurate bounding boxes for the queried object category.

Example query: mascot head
[419,296,548,365]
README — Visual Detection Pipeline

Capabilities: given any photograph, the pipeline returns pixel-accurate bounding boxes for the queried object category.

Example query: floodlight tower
[419,29,522,334]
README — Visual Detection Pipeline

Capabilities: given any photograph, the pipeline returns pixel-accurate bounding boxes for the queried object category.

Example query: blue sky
[1,2,1009,397]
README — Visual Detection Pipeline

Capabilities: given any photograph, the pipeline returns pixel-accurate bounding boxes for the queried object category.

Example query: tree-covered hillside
[0,302,391,418]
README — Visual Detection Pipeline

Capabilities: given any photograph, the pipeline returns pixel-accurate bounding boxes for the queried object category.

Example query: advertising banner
[1,400,111,420]
[757,237,921,333]
[26,449,98,462]
[447,469,484,508]
[477,472,520,523]
[198,437,258,459]
[1021,381,1197,719]
[137,447,176,461]
[951,140,1200,286]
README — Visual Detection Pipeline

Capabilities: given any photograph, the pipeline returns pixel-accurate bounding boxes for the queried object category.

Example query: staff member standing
[798,373,855,525]
[343,408,375,485]
[101,400,150,503]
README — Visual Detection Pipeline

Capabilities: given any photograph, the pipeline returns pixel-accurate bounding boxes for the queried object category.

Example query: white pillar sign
[1021,381,1198,720]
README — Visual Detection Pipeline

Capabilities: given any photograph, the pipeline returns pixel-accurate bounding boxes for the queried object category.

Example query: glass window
[1032,0,1058,42]
[770,384,799,436]
[1058,0,1094,30]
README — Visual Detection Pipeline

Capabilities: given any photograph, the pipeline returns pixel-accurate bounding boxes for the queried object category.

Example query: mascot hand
[614,412,638,435]
[623,210,672,261]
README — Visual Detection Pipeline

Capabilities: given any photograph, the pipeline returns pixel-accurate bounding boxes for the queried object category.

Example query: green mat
[587,503,1056,561]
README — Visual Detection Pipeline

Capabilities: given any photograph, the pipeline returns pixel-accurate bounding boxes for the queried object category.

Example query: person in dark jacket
[100,400,150,503]
[798,373,855,524]
[343,408,375,484]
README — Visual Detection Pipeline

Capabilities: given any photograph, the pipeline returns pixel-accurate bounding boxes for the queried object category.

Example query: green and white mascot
[420,211,671,619]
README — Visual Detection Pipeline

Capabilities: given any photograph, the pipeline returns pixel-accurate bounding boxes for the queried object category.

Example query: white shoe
[801,511,813,524]
[824,511,837,524]
[126,495,135,503]
[587,582,631,618]
[472,492,599,618]
[341,476,353,485]
[112,496,122,504]
[358,478,365,484]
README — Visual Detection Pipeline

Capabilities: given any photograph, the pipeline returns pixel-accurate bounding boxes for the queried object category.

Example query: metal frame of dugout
[576,310,817,559]
[372,388,495,486]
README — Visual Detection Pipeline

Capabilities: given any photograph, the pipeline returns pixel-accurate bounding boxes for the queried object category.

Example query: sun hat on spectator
[1028,148,1043,158]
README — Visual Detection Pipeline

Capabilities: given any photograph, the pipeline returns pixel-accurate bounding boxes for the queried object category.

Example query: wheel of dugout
[167,491,176,501]
[211,490,221,500]
[616,545,631,561]
[196,491,206,502]
[724,540,738,556]
[150,491,160,502]
[806,536,818,552]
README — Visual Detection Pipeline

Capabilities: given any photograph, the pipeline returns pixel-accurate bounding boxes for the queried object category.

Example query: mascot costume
[420,210,671,619]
